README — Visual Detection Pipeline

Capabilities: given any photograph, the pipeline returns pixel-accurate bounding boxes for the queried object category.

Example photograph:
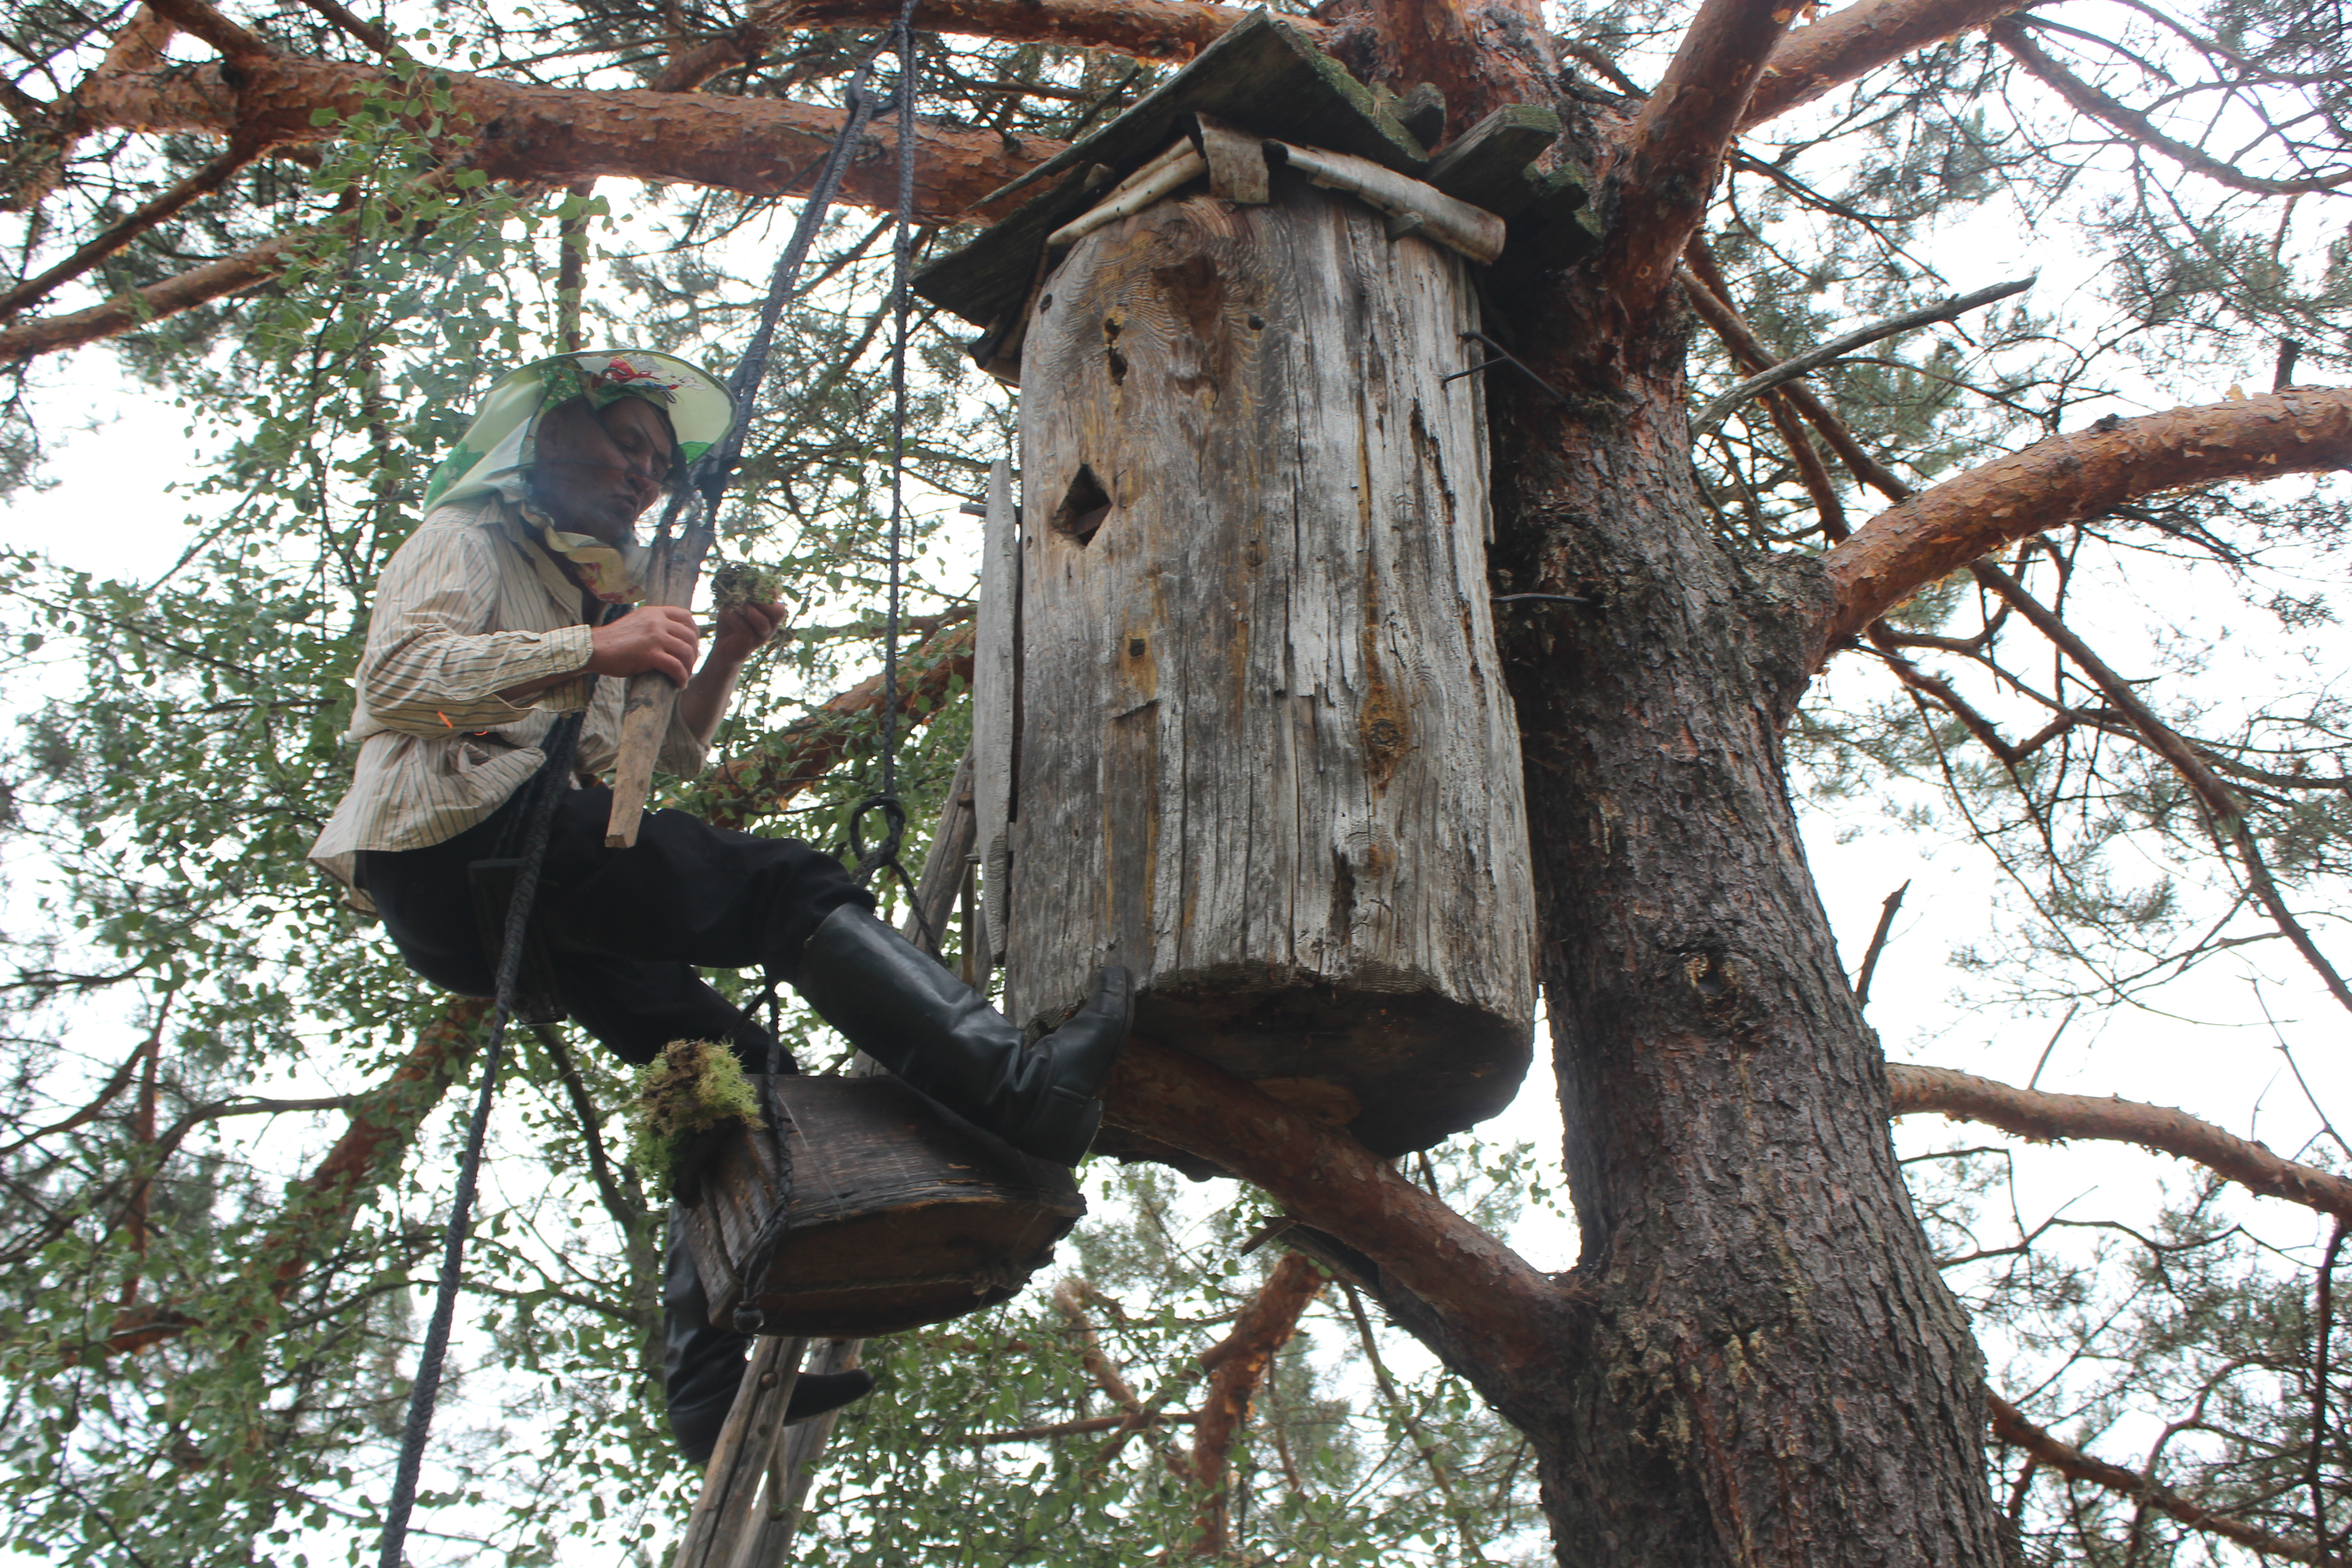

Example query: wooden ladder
[672,750,981,1568]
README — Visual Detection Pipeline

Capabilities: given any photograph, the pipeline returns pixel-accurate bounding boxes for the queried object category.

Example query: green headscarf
[420,348,735,601]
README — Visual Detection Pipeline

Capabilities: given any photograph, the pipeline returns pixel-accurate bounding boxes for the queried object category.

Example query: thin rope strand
[377,707,585,1568]
[879,7,918,805]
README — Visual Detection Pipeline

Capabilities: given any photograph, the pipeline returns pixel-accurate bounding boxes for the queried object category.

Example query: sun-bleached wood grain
[1005,170,1536,1156]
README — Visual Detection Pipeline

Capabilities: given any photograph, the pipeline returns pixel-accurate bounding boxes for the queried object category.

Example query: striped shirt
[308,493,706,909]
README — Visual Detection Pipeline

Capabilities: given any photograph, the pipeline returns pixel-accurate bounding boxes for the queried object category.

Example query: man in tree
[303,347,1134,1460]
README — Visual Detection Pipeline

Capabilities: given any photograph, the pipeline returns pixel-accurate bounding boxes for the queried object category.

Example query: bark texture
[1009,173,1537,1156]
[1484,312,2006,1561]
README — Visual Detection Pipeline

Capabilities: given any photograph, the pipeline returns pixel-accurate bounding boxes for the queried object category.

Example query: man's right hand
[588,604,700,687]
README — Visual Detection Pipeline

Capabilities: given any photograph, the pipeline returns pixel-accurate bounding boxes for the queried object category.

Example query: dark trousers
[358,784,871,1066]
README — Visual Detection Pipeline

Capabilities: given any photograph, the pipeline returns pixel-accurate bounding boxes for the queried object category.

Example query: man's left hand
[708,600,787,669]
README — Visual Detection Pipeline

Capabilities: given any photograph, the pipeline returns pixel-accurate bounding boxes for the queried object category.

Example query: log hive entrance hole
[911,16,1562,1168]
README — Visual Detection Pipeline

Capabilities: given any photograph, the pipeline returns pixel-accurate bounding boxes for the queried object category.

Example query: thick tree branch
[259,1000,488,1300]
[1597,0,1798,317]
[706,619,976,825]
[1743,0,2028,127]
[1987,1391,2340,1564]
[0,181,413,363]
[1812,388,2352,660]
[686,0,1294,85]
[1890,1063,2352,1220]
[1052,1277,1149,1415]
[142,0,273,65]
[11,41,1050,363]
[99,7,177,75]
[1188,1252,1325,1556]
[70,55,1053,221]
[1102,1040,1566,1380]
[1990,18,2352,196]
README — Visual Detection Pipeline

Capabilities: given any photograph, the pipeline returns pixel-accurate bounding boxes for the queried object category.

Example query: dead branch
[1812,388,2352,661]
[1692,275,2034,432]
[1987,1390,2341,1564]
[1102,1040,1566,1382]
[1598,0,1798,321]
[1991,18,2352,196]
[1850,880,1908,1005]
[1888,1063,2352,1220]
[1744,0,2030,127]
[1680,248,1911,503]
[652,0,1285,90]
[0,142,260,321]
[1187,1252,1326,1556]
[1967,562,2352,1014]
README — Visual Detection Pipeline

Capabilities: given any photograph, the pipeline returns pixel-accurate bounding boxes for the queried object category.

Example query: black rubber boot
[791,906,1134,1166]
[662,1215,875,1466]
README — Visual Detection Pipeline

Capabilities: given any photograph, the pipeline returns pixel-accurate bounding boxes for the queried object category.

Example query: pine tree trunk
[1483,326,2009,1564]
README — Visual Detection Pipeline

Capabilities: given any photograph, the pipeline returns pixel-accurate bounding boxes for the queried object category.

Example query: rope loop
[848,793,907,884]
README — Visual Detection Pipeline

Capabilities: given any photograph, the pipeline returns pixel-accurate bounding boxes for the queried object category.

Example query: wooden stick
[606,521,717,847]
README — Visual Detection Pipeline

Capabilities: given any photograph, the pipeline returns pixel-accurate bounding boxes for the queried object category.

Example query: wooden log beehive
[676,1075,1084,1339]
[980,159,1539,1158]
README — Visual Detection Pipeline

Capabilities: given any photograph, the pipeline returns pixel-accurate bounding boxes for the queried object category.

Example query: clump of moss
[630,1039,764,1199]
[710,560,787,611]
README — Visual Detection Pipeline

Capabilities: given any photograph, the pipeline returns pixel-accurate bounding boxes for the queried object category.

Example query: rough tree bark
[1478,334,2004,1562]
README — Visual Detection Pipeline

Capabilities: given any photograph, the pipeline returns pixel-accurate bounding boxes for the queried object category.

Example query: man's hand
[589,604,701,687]
[709,600,787,669]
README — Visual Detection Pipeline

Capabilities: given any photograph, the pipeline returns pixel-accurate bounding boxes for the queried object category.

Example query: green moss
[709,560,787,611]
[629,1039,765,1197]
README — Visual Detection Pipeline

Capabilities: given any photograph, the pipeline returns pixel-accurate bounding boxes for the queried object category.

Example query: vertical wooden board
[971,461,1019,966]
[1011,172,1536,1153]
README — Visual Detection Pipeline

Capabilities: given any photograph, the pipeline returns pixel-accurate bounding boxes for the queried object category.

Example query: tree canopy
[0,0,2348,1562]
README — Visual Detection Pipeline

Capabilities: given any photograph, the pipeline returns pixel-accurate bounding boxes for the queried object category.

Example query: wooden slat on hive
[912,11,1431,333]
